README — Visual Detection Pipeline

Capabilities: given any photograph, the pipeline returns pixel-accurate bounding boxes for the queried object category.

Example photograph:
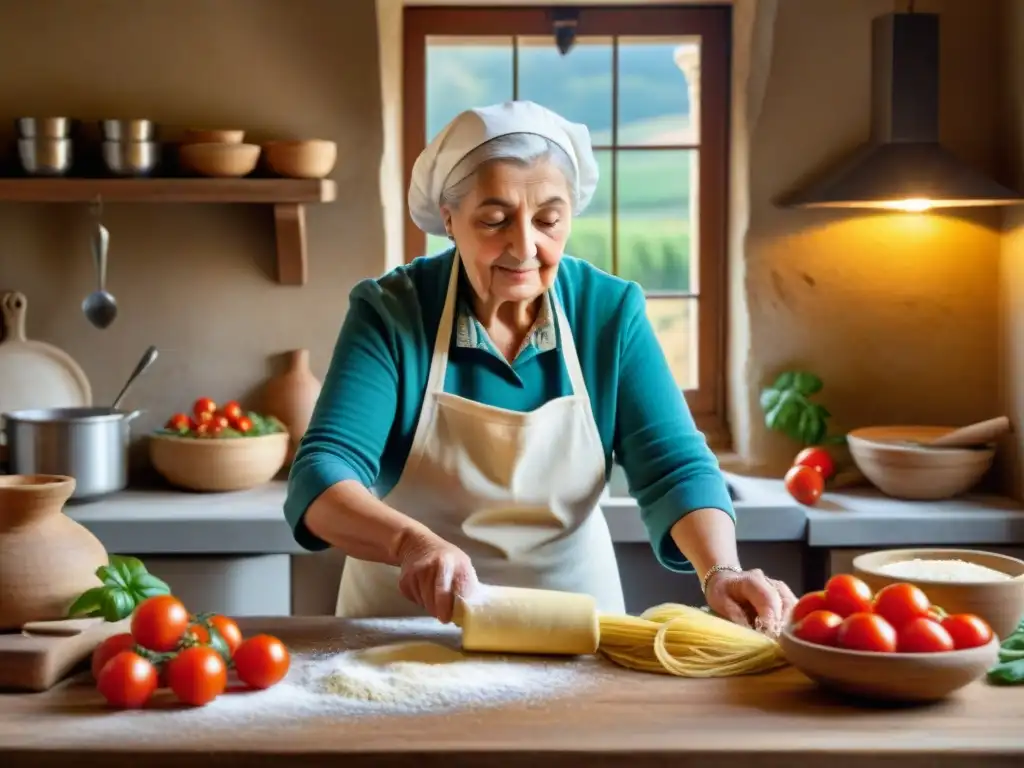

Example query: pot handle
[123,409,144,423]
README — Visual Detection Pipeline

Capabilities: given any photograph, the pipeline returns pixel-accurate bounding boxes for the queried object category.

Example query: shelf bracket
[273,203,308,285]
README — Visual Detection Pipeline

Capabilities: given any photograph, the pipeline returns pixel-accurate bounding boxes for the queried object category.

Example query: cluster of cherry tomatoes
[789,574,994,654]
[92,594,291,709]
[165,397,253,438]
[783,446,835,506]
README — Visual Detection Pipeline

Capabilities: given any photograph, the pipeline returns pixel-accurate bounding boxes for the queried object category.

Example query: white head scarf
[408,100,599,237]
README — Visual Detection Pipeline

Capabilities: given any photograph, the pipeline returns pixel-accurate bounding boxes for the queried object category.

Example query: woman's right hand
[396,528,478,623]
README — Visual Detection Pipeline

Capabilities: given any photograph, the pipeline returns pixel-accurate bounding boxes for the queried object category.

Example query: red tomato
[195,410,215,425]
[193,397,217,418]
[221,401,243,422]
[166,646,228,706]
[837,612,898,653]
[872,583,931,629]
[212,414,230,431]
[941,614,994,650]
[131,595,190,652]
[897,617,955,653]
[195,422,212,437]
[165,413,190,431]
[792,609,844,646]
[96,651,158,709]
[784,464,824,506]
[794,446,836,480]
[791,590,829,623]
[234,415,253,433]
[91,632,137,680]
[190,615,244,657]
[824,574,874,618]
[233,634,291,690]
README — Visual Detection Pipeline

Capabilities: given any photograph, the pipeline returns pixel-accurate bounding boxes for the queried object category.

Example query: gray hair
[439,133,579,211]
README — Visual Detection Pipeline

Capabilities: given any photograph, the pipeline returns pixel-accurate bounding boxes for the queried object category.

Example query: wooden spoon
[926,416,1012,448]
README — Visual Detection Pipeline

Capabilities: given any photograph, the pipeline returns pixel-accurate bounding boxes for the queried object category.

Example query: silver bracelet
[701,564,742,594]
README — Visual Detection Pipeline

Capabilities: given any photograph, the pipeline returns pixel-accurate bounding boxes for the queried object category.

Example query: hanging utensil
[82,200,118,329]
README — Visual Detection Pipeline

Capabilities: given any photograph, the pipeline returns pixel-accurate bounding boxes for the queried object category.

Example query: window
[403,6,730,444]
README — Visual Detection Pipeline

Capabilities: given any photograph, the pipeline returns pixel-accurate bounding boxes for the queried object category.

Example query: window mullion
[610,36,619,277]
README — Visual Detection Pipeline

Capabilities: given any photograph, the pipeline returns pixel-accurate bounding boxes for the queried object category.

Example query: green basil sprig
[67,555,171,622]
[759,370,846,448]
[987,619,1024,685]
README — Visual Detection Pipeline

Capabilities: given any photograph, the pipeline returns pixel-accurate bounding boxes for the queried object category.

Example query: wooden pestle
[927,416,1012,448]
[452,584,601,656]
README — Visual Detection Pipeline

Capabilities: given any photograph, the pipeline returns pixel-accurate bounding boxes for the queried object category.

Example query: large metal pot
[3,407,141,502]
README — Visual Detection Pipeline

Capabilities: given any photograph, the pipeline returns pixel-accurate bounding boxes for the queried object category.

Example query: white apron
[335,252,626,618]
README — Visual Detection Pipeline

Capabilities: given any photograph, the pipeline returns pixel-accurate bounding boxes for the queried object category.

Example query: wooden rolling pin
[452,584,600,656]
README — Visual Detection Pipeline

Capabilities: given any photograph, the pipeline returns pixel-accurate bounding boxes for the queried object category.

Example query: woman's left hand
[704,568,797,636]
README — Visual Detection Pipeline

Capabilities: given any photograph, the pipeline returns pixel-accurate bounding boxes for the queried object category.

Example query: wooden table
[0,616,1022,768]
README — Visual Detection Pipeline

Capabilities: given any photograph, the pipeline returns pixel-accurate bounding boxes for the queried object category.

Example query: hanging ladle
[82,199,118,329]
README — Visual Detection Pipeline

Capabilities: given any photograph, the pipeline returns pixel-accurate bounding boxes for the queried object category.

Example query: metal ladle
[111,345,159,410]
[82,207,118,329]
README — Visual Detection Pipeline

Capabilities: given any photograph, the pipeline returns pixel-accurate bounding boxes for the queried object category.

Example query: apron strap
[550,293,590,400]
[425,249,462,394]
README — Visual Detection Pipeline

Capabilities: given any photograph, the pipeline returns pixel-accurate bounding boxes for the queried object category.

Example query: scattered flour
[876,558,1013,582]
[43,617,611,742]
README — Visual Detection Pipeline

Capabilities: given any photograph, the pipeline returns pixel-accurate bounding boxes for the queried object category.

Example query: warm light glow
[880,198,934,213]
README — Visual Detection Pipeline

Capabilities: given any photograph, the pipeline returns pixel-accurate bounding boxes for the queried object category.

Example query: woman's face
[442,159,572,306]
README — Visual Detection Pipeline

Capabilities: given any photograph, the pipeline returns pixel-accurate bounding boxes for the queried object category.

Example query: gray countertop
[64,472,1024,555]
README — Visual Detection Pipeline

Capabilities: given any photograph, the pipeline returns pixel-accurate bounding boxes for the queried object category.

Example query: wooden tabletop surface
[0,616,1022,768]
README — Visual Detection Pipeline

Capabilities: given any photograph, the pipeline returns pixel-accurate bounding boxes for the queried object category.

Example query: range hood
[782,11,1022,212]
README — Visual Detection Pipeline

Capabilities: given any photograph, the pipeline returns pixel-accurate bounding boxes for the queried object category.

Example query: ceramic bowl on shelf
[780,627,999,703]
[178,142,261,178]
[181,128,245,144]
[846,425,995,500]
[263,139,337,179]
[853,548,1024,640]
[148,432,288,492]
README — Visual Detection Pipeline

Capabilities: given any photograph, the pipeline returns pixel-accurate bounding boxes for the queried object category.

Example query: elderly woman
[285,100,796,629]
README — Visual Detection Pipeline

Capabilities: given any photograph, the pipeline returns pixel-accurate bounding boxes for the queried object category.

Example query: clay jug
[262,349,322,465]
[0,475,109,630]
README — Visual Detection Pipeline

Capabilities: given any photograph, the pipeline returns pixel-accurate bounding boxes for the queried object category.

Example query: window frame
[402,5,731,447]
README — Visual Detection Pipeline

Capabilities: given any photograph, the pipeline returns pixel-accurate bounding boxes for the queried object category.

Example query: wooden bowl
[178,142,261,178]
[263,139,337,179]
[148,432,288,492]
[181,128,245,144]
[780,628,999,702]
[846,426,995,500]
[853,548,1024,639]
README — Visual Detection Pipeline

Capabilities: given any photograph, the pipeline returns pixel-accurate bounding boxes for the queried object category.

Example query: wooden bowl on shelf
[148,432,288,492]
[181,128,245,144]
[846,425,995,500]
[780,628,999,703]
[853,548,1024,640]
[178,142,261,178]
[263,139,337,179]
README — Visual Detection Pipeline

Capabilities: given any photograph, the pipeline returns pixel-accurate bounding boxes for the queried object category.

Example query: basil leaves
[67,555,171,622]
[760,370,845,448]
[987,620,1024,685]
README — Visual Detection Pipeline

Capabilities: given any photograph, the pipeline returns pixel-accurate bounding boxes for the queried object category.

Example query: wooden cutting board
[0,290,92,413]
[0,617,130,692]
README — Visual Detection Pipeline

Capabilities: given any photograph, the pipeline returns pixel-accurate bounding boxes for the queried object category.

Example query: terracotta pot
[0,475,108,630]
[261,349,322,464]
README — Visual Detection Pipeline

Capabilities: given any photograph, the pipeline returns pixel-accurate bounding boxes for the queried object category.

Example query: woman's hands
[704,568,797,637]
[397,528,478,623]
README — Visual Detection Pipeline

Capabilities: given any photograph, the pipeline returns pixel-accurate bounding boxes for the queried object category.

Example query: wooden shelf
[0,178,338,285]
